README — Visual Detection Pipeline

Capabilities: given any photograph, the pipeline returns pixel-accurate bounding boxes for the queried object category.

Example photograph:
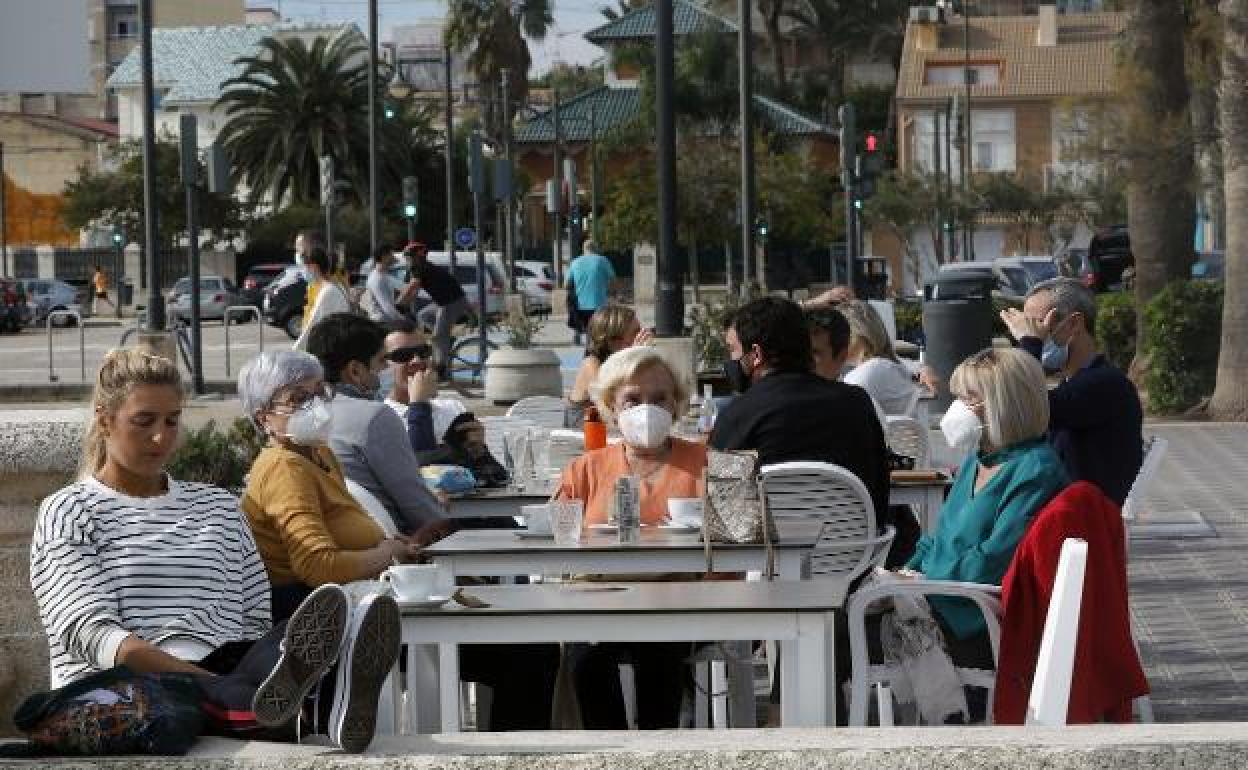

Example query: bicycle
[119,306,196,376]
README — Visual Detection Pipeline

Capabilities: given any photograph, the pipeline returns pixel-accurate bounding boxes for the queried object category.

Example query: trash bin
[121,281,134,307]
[922,272,995,414]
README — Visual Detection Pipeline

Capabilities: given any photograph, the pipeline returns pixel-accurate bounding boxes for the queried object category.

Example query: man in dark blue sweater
[1000,277,1143,506]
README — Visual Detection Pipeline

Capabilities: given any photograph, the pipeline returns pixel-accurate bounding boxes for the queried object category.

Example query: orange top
[556,438,707,526]
[93,271,108,292]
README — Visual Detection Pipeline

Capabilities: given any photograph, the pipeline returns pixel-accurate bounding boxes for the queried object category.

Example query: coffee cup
[667,498,703,526]
[522,504,552,535]
[381,564,438,602]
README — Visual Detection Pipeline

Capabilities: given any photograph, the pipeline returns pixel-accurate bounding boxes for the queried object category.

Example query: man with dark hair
[304,313,446,536]
[404,241,468,380]
[806,306,853,382]
[711,297,891,522]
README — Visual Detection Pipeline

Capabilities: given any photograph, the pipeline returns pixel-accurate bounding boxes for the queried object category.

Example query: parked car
[0,278,31,333]
[168,275,240,323]
[26,279,90,326]
[263,266,307,339]
[513,260,555,313]
[239,263,291,310]
[997,256,1060,289]
[937,261,1030,302]
[1084,225,1133,292]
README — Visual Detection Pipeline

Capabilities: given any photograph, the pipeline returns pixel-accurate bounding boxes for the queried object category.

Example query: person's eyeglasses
[269,382,334,414]
[386,344,433,364]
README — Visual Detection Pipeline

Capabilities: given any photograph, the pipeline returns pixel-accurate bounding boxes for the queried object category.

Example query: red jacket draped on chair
[994,481,1150,724]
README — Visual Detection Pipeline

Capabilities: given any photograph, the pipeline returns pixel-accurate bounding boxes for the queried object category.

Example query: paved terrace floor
[1131,422,1248,721]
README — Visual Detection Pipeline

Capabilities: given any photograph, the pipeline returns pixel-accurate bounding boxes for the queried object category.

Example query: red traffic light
[865,132,879,153]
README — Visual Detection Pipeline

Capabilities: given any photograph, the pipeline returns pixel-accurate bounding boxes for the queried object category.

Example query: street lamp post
[139,0,163,332]
[738,0,756,295]
[445,46,457,272]
[655,0,683,337]
[367,0,380,259]
[551,86,563,286]
[501,68,517,293]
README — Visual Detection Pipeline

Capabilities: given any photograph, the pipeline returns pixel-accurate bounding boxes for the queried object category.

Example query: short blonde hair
[589,345,690,423]
[950,347,1049,452]
[838,300,897,362]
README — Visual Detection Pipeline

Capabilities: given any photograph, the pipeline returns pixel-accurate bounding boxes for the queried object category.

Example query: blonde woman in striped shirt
[29,350,398,752]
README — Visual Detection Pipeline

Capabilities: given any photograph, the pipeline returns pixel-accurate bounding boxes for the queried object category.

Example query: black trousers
[194,623,302,739]
[570,642,691,729]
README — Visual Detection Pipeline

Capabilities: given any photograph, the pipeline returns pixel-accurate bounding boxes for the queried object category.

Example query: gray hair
[1027,277,1097,332]
[238,350,323,427]
[582,239,597,255]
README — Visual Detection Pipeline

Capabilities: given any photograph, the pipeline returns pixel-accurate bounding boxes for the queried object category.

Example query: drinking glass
[551,499,585,547]
[529,427,552,490]
[504,430,530,491]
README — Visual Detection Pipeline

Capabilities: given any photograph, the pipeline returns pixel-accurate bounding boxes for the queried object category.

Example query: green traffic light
[384,105,396,119]
[853,199,863,210]
[404,204,417,218]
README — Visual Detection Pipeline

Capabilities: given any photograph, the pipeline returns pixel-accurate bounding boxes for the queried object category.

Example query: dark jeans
[570,642,691,729]
[194,623,300,740]
[460,644,561,731]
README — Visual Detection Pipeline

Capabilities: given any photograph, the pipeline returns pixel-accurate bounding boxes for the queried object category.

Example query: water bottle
[615,475,641,544]
[698,384,717,435]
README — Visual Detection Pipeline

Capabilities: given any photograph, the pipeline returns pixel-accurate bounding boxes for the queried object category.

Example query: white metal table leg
[439,642,462,733]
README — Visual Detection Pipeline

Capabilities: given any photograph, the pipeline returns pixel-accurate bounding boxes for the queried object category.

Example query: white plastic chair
[899,386,923,420]
[884,415,931,469]
[759,462,896,581]
[846,537,1090,727]
[345,478,400,537]
[478,415,536,466]
[1121,436,1168,523]
[506,396,568,429]
[544,429,585,479]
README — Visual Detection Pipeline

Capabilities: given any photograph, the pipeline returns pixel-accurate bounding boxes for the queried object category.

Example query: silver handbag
[702,449,776,576]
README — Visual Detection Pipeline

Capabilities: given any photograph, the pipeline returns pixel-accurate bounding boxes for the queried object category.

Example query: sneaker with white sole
[252,584,349,727]
[328,592,401,753]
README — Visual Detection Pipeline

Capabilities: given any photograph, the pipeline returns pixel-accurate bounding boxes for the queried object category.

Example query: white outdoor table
[397,579,846,733]
[425,525,820,580]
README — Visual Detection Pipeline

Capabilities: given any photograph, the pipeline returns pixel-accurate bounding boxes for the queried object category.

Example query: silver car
[26,279,90,326]
[169,275,239,322]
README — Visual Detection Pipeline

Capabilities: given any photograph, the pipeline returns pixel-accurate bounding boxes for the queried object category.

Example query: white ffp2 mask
[617,404,673,450]
[284,396,334,446]
[940,398,983,456]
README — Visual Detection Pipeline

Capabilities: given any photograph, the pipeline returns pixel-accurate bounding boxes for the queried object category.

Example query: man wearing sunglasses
[381,320,467,456]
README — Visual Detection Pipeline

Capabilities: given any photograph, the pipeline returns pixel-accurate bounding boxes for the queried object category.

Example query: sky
[256,0,607,74]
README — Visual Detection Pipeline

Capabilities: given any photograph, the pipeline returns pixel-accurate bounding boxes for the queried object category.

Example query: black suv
[1084,225,1133,292]
[264,272,307,340]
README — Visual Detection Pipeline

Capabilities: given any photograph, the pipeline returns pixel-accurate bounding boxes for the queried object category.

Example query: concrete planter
[484,347,563,405]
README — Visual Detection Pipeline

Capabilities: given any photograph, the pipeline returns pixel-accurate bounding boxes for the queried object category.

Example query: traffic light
[384,102,397,120]
[755,216,769,239]
[853,197,864,211]
[402,176,419,221]
[865,132,879,154]
[111,228,123,247]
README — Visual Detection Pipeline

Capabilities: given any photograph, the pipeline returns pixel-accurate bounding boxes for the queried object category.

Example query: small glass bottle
[583,405,607,451]
[698,383,717,435]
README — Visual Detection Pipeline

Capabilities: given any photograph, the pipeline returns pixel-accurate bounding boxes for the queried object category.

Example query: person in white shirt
[363,244,408,323]
[380,319,468,453]
[293,245,350,351]
[838,300,922,416]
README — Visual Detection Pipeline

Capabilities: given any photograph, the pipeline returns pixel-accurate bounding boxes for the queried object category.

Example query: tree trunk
[1123,0,1198,375]
[690,236,701,304]
[1208,0,1248,420]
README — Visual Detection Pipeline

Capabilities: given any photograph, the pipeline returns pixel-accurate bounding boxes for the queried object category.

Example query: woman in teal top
[908,347,1070,640]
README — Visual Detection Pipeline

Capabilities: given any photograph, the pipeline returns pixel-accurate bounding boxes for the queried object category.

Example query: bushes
[1143,280,1224,414]
[168,418,266,492]
[894,299,923,344]
[1095,291,1136,370]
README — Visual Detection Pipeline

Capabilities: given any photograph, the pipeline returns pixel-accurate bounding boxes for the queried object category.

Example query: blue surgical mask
[377,367,396,401]
[1040,337,1068,373]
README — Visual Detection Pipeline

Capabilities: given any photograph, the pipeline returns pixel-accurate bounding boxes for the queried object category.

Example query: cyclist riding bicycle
[399,242,469,381]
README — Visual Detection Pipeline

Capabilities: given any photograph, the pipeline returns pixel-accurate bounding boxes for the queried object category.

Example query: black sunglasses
[386,344,433,364]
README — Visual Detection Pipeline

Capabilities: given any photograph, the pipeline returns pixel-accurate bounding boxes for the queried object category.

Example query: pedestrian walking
[565,240,616,345]
[91,266,115,314]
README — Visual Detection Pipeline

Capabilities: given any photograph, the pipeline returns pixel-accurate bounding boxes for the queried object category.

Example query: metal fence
[13,249,36,280]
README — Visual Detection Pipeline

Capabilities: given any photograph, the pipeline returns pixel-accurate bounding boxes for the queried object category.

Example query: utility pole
[552,85,563,285]
[179,114,204,395]
[838,103,857,290]
[963,3,975,261]
[589,100,600,244]
[0,142,6,277]
[655,0,683,337]
[139,0,163,331]
[470,132,488,370]
[367,0,380,259]
[738,0,756,295]
[934,110,944,263]
[445,45,457,272]
[501,68,517,292]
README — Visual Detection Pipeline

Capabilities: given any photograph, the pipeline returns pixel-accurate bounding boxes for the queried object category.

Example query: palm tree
[217,34,371,206]
[783,0,910,108]
[445,0,554,138]
[1209,0,1248,419]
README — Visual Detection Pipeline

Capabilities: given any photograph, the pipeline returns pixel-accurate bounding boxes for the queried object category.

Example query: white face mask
[940,398,983,456]
[281,396,334,446]
[617,404,673,450]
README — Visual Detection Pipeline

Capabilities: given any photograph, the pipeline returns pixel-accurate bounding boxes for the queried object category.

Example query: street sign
[319,156,334,207]
[455,227,476,249]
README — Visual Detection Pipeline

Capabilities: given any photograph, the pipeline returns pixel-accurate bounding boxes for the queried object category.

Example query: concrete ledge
[0,381,238,404]
[5,724,1248,768]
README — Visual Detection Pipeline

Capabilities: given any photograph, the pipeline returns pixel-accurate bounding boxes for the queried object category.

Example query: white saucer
[515,530,554,539]
[397,594,451,610]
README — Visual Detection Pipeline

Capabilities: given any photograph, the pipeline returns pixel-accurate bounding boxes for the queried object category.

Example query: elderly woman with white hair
[238,350,423,622]
[556,344,703,527]
[555,345,703,730]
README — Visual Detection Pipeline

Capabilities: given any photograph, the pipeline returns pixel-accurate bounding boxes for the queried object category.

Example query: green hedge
[1143,281,1224,414]
[168,418,266,492]
[1095,291,1137,371]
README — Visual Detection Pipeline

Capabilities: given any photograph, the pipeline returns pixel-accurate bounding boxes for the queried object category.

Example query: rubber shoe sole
[329,593,401,753]
[252,584,349,727]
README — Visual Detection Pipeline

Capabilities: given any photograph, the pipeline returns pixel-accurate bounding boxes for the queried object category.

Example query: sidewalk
[1131,422,1248,721]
